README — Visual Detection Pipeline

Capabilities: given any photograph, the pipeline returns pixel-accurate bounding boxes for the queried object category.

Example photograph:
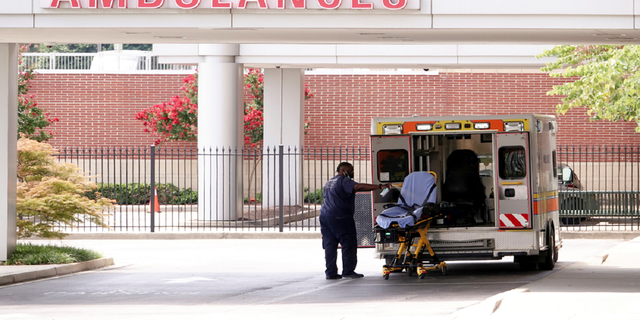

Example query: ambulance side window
[498,146,526,179]
[377,150,409,182]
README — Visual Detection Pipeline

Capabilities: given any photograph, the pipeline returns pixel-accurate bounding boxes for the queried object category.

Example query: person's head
[336,162,354,179]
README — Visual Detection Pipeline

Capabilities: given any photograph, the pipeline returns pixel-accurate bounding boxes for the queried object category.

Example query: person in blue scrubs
[320,162,392,279]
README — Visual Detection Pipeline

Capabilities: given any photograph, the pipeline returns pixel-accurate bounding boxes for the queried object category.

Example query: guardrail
[20,52,195,72]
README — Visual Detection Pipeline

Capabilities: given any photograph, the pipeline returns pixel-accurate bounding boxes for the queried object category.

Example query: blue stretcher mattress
[375,171,437,229]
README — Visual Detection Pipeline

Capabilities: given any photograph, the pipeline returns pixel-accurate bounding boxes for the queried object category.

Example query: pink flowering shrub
[135,73,198,145]
[18,44,59,142]
[137,69,314,146]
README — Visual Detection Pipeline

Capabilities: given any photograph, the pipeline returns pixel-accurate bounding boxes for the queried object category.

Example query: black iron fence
[24,144,640,233]
[46,145,370,233]
[557,145,640,231]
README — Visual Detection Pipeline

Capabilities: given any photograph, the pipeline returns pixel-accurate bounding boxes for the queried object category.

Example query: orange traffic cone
[148,187,161,213]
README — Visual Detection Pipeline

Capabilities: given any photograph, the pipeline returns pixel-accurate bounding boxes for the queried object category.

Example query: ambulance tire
[538,225,556,270]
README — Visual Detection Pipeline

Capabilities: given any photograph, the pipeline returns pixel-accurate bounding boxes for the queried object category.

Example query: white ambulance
[371,114,560,270]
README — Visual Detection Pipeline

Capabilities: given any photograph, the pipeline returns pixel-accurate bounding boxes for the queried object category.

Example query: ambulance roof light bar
[444,123,461,130]
[504,121,524,132]
[383,124,403,135]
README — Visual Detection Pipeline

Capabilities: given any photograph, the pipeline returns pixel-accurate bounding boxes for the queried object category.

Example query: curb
[560,231,640,240]
[32,232,323,240]
[0,257,114,286]
[34,231,639,241]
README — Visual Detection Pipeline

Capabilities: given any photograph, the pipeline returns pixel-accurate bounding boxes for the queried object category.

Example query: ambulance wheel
[384,274,389,280]
[538,226,557,270]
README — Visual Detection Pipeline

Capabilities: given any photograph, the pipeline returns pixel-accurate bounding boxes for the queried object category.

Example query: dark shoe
[326,275,342,280]
[342,272,364,279]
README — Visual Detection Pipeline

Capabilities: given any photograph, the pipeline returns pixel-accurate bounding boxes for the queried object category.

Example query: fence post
[145,52,152,70]
[279,145,284,232]
[150,145,156,233]
[49,53,56,70]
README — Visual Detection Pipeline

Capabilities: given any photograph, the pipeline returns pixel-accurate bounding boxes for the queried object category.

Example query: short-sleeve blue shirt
[320,175,358,218]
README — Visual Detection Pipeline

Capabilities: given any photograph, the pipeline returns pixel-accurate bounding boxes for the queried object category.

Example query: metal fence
[39,145,370,233]
[20,52,195,72]
[557,145,640,231]
[21,144,640,234]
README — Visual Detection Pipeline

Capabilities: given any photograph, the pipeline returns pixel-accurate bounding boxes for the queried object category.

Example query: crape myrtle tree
[137,69,315,204]
[136,68,314,146]
[538,45,640,130]
[18,44,59,142]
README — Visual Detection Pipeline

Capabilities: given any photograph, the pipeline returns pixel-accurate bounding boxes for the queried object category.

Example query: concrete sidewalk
[451,235,640,319]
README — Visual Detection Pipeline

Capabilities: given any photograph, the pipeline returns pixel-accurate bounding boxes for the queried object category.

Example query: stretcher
[374,171,447,279]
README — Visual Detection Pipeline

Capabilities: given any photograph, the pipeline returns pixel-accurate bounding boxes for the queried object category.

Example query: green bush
[304,187,323,204]
[244,192,262,204]
[4,243,102,265]
[89,183,198,205]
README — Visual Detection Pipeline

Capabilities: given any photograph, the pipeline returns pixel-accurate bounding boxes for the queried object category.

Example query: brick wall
[28,72,639,148]
[29,73,194,148]
[303,73,640,147]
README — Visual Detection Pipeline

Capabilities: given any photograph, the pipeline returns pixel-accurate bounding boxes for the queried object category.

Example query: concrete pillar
[197,44,244,221]
[0,44,18,261]
[263,68,305,207]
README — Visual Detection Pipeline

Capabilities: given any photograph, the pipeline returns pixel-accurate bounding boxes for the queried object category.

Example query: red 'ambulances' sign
[43,0,417,10]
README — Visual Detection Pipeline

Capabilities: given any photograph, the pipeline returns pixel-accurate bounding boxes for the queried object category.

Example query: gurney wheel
[419,273,426,279]
[407,267,416,277]
[441,265,447,276]
[383,274,389,280]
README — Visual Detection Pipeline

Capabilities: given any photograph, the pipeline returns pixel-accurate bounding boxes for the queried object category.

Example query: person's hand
[383,183,393,190]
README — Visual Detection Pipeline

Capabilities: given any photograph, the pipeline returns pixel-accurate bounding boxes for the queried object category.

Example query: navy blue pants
[320,214,358,277]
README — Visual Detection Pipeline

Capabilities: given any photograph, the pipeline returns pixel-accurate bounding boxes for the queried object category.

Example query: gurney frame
[376,211,447,280]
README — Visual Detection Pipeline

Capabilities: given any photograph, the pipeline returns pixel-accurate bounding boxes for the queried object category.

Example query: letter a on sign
[50,0,82,8]
[237,0,269,9]
[138,0,165,8]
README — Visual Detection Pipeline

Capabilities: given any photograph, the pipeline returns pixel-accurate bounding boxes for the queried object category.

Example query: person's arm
[354,182,393,192]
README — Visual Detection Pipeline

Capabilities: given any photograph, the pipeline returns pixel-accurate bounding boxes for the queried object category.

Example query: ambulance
[371,114,560,270]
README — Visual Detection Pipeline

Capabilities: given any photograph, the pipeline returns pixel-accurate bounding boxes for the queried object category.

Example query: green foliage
[3,243,102,265]
[18,44,58,142]
[303,187,324,204]
[17,138,115,239]
[244,192,262,204]
[537,45,640,130]
[30,43,152,53]
[92,183,197,205]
